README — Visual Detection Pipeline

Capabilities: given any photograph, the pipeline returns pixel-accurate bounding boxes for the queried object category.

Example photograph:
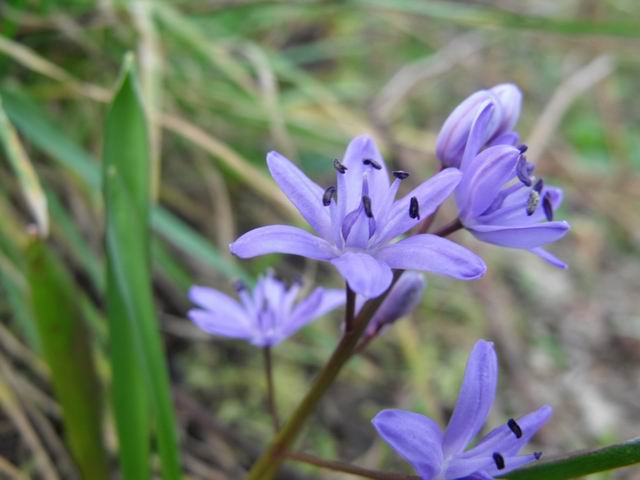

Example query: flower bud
[436,90,501,168]
[489,83,522,135]
[365,272,426,338]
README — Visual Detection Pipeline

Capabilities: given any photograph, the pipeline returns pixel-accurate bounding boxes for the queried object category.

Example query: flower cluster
[188,83,567,480]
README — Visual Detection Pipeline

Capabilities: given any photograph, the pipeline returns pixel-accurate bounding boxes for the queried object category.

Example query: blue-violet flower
[373,339,552,480]
[188,273,344,347]
[230,135,486,298]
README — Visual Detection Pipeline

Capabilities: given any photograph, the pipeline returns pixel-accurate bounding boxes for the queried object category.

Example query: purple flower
[363,272,426,339]
[188,273,344,347]
[372,340,552,480]
[230,135,486,298]
[454,106,570,268]
[436,84,522,168]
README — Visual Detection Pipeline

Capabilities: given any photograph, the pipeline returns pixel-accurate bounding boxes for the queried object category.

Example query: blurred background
[1,0,640,478]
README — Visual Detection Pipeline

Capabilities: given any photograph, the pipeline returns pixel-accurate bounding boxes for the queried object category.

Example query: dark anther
[234,280,248,292]
[323,186,337,206]
[534,452,543,460]
[542,192,554,221]
[516,155,533,186]
[507,418,523,438]
[517,144,529,153]
[363,158,382,170]
[362,195,373,218]
[493,452,506,470]
[526,191,540,216]
[333,159,348,174]
[409,196,420,220]
[393,170,410,180]
[533,178,544,193]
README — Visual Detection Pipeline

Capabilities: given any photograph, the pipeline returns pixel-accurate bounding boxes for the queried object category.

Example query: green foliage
[103,56,181,479]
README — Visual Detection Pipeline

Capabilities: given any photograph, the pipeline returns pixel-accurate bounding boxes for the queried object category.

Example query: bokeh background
[1,1,640,478]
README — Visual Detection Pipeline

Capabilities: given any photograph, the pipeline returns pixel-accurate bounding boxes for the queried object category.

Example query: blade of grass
[25,238,109,480]
[506,437,640,480]
[0,95,48,236]
[103,54,181,479]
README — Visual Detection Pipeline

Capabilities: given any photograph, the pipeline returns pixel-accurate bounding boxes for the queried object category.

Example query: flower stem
[433,217,463,237]
[263,346,279,432]
[246,271,403,480]
[345,283,356,332]
[286,452,420,480]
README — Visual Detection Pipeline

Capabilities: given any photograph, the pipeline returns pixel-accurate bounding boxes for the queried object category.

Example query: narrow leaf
[507,437,640,480]
[103,55,181,479]
[0,95,48,235]
[25,238,108,480]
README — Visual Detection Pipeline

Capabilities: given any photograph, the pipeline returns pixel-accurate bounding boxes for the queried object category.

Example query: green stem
[286,451,419,480]
[263,346,279,432]
[345,283,356,332]
[246,271,402,480]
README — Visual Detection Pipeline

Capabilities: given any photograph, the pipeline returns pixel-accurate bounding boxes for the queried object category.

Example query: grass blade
[25,238,109,480]
[507,437,640,480]
[0,95,48,236]
[103,54,181,479]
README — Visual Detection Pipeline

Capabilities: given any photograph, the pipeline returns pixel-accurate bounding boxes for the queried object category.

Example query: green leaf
[25,238,109,480]
[103,55,181,480]
[506,437,640,480]
[0,95,48,235]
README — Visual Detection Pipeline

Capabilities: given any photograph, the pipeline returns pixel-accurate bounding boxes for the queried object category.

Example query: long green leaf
[0,95,48,235]
[26,238,108,480]
[104,55,181,480]
[507,437,640,480]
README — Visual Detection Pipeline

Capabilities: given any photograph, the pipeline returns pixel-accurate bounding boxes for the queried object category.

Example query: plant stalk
[263,346,279,432]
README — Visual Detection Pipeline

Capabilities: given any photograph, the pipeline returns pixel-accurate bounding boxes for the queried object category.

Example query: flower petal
[376,234,486,281]
[267,151,332,239]
[340,135,390,212]
[443,340,498,457]
[367,272,426,335]
[530,247,567,269]
[445,456,495,479]
[188,309,253,340]
[375,168,462,243]
[372,409,444,479]
[468,221,570,249]
[484,453,542,477]
[189,286,246,318]
[490,83,522,133]
[457,145,521,220]
[284,288,345,338]
[331,251,393,298]
[230,225,336,260]
[460,101,497,171]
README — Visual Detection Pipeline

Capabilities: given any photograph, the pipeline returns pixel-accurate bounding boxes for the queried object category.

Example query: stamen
[409,196,420,220]
[526,191,540,216]
[517,144,529,153]
[516,155,532,186]
[362,195,373,218]
[534,452,543,460]
[323,186,337,206]
[493,452,505,470]
[542,192,554,221]
[392,170,410,180]
[507,418,523,439]
[333,159,348,174]
[234,280,248,292]
[533,178,544,193]
[363,158,382,170]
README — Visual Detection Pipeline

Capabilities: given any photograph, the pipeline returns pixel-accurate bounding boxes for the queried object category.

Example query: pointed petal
[340,135,389,212]
[376,234,486,281]
[457,145,521,220]
[372,409,444,479]
[188,309,253,340]
[267,151,332,239]
[284,288,345,338]
[530,247,568,269]
[367,272,426,335]
[230,225,336,260]
[376,168,462,243]
[443,340,498,457]
[331,252,393,298]
[484,453,542,477]
[460,101,497,171]
[488,131,520,147]
[445,456,495,480]
[189,286,246,318]
[490,83,522,133]
[468,221,570,249]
